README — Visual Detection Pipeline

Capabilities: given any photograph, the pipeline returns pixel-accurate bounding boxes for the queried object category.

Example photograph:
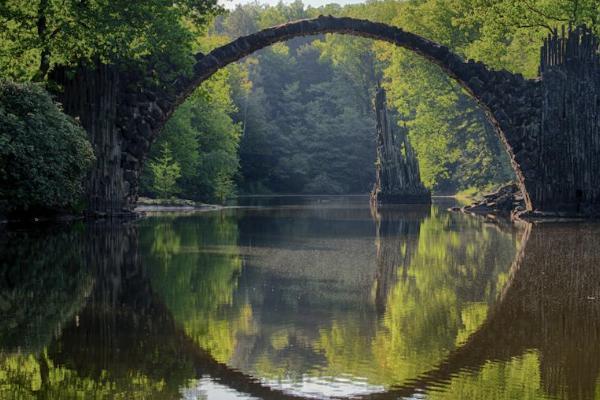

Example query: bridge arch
[155,16,536,208]
[107,16,538,212]
[58,19,599,215]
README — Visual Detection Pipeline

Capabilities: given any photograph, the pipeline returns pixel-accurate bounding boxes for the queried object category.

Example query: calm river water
[2,196,600,399]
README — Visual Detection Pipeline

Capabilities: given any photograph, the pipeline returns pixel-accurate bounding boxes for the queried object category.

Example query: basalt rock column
[51,65,171,216]
[51,65,129,215]
[527,26,600,215]
[371,87,431,205]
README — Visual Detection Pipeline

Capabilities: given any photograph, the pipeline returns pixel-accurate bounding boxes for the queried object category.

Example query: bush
[0,81,95,215]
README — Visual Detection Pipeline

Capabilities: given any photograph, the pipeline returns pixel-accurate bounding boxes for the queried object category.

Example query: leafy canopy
[141,62,242,203]
[0,0,223,81]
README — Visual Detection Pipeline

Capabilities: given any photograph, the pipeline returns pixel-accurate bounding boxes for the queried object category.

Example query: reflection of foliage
[455,302,489,346]
[371,210,517,385]
[0,351,173,399]
[315,320,373,377]
[150,222,182,264]
[140,213,252,363]
[0,226,92,353]
[428,351,546,400]
[240,207,517,388]
[1,222,199,398]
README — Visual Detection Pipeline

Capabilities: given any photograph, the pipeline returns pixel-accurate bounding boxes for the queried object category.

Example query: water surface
[1,196,599,399]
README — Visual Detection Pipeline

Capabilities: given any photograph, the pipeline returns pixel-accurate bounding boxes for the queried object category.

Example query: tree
[149,144,182,199]
[141,66,242,203]
[0,81,94,215]
[0,0,222,82]
[219,6,378,195]
[358,0,515,192]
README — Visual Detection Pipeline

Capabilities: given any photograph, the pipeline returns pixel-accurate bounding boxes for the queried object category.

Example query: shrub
[0,81,95,215]
[148,143,182,199]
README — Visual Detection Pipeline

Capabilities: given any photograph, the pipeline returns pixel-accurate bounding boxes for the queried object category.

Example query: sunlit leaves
[0,0,222,81]
[149,143,182,199]
[141,69,242,203]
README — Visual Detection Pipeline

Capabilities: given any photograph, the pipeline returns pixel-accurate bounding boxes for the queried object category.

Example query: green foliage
[220,0,600,194]
[141,68,242,203]
[451,0,600,77]
[361,0,515,192]
[4,0,598,206]
[214,6,377,195]
[361,0,597,193]
[0,81,94,214]
[148,143,182,199]
[0,0,222,82]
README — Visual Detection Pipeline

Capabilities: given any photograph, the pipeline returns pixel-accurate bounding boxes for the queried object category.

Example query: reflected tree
[363,223,600,400]
[140,213,251,363]
[4,213,600,400]
[215,206,517,390]
[0,222,195,399]
[0,225,92,353]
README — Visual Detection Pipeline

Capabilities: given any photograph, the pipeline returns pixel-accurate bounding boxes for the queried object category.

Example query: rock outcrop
[460,184,525,218]
[371,87,430,205]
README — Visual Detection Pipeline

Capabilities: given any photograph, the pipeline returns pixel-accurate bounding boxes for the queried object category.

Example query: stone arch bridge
[54,17,600,216]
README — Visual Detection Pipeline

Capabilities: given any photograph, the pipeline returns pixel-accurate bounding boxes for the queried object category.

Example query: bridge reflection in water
[1,203,599,399]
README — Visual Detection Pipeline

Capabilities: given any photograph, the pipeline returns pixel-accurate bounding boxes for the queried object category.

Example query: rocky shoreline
[451,184,595,223]
[134,197,222,213]
[453,184,524,220]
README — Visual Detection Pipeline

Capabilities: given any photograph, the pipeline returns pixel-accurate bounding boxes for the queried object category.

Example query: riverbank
[451,184,599,223]
[457,184,524,217]
[134,197,223,213]
[447,184,523,225]
[0,197,222,225]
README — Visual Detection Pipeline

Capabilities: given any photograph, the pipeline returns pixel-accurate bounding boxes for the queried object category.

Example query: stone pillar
[529,26,600,215]
[371,86,431,205]
[52,65,132,215]
[52,65,169,216]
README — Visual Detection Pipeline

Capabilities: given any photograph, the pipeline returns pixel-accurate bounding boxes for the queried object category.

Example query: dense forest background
[2,0,598,207]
